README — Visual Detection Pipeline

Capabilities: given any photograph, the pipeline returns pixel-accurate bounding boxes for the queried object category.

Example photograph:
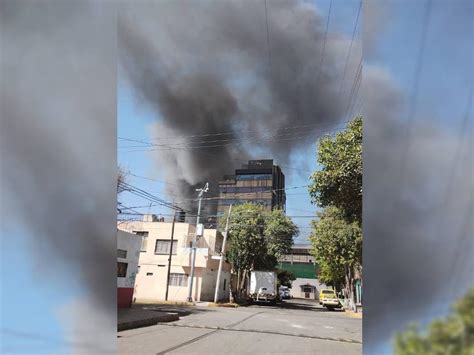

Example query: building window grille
[168,273,188,287]
[117,262,128,278]
[154,240,178,255]
[117,249,127,259]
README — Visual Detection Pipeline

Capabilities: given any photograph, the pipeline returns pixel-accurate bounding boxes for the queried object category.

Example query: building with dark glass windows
[217,159,285,217]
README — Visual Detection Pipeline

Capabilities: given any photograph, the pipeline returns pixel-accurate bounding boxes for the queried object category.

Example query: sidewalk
[118,305,179,332]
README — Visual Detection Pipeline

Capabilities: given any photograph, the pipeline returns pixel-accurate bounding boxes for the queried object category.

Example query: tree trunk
[237,269,241,297]
[240,269,247,290]
[344,266,356,312]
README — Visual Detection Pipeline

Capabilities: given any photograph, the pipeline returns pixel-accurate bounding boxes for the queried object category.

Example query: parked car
[279,286,291,299]
[319,289,342,311]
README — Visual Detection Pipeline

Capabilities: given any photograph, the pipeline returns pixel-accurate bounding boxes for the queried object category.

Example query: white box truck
[249,271,277,304]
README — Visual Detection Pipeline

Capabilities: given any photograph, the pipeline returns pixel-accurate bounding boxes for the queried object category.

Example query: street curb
[207,302,240,308]
[344,310,363,319]
[118,313,179,332]
[135,301,195,306]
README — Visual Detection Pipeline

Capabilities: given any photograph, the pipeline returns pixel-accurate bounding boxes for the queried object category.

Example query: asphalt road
[118,299,362,354]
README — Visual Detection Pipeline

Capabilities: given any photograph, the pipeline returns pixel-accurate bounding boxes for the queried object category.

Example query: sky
[1,226,69,354]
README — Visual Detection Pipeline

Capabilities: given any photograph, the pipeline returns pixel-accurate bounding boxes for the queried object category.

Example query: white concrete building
[117,229,142,308]
[278,244,328,300]
[290,278,328,300]
[118,216,231,303]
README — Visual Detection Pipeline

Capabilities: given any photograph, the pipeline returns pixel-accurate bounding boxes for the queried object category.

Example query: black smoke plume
[118,0,361,212]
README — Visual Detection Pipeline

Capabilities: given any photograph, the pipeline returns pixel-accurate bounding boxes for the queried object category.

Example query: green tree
[316,259,345,291]
[310,206,362,308]
[309,116,362,225]
[395,288,474,355]
[264,209,298,259]
[224,203,298,291]
[276,269,296,288]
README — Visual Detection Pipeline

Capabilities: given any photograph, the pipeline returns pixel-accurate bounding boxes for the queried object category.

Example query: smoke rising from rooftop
[118,0,361,211]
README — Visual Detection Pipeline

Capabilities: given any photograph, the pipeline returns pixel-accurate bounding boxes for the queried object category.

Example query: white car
[279,286,291,299]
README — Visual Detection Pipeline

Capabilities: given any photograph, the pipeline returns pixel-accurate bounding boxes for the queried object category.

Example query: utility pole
[213,204,232,303]
[187,182,208,302]
[165,215,176,301]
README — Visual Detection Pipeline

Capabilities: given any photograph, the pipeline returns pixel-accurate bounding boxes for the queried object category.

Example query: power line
[119,125,348,153]
[338,0,362,98]
[127,120,344,141]
[123,171,180,187]
[118,212,317,219]
[441,87,473,296]
[395,0,433,196]
[118,120,350,149]
[118,203,161,211]
[119,181,190,213]
[170,184,310,204]
[119,127,333,149]
[315,0,333,85]
[118,127,341,150]
[264,0,272,69]
[345,56,362,120]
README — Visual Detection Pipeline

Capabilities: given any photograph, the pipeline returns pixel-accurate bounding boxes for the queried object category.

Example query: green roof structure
[278,262,318,279]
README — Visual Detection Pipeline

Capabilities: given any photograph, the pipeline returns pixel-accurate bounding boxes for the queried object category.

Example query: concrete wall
[117,230,142,307]
[133,264,204,302]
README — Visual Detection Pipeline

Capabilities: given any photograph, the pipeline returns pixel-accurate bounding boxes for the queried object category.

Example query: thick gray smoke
[363,66,473,353]
[118,0,361,211]
[1,1,116,352]
[362,1,473,352]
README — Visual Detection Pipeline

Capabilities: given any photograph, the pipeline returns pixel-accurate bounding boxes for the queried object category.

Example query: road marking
[156,323,362,345]
[155,311,265,354]
[324,326,334,329]
[290,324,304,329]
[155,329,218,355]
[225,311,264,328]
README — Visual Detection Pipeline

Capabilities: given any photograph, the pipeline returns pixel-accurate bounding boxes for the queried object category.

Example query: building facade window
[168,273,188,287]
[117,249,127,259]
[223,279,226,291]
[236,174,272,181]
[134,231,149,252]
[155,240,178,255]
[221,186,270,193]
[117,262,128,278]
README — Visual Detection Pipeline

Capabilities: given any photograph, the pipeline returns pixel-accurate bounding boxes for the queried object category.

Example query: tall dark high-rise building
[217,159,285,217]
